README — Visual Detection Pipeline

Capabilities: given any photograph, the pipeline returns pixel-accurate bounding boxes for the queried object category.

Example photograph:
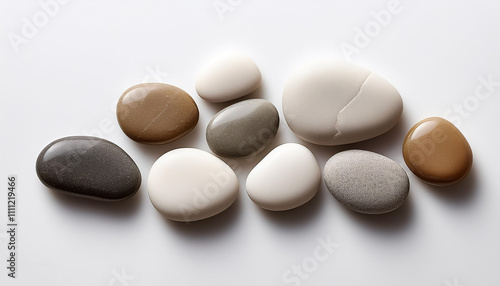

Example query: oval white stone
[282,59,403,146]
[196,51,262,102]
[246,143,321,211]
[148,148,239,222]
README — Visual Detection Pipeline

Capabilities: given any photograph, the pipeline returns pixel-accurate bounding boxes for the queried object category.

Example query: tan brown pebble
[116,83,199,144]
[402,117,473,186]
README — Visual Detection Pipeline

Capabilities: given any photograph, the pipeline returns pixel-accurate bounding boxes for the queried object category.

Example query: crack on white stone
[332,73,373,140]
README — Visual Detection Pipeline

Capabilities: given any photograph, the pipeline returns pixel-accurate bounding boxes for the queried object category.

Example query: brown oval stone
[117,83,199,144]
[402,117,473,186]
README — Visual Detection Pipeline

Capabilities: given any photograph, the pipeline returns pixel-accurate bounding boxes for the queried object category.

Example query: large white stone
[282,59,403,146]
[246,143,321,211]
[148,148,239,222]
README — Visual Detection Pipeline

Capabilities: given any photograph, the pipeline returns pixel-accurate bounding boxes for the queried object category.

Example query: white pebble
[148,148,239,222]
[246,143,321,211]
[196,51,261,102]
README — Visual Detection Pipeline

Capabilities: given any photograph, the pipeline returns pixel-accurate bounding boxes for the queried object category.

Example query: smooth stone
[116,83,199,144]
[206,99,279,158]
[196,51,261,102]
[403,117,473,186]
[246,143,321,211]
[148,148,239,222]
[282,59,403,146]
[36,136,141,201]
[323,150,409,214]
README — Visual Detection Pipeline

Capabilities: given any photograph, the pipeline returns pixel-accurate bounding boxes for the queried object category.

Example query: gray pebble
[206,99,279,157]
[36,136,141,201]
[323,150,409,214]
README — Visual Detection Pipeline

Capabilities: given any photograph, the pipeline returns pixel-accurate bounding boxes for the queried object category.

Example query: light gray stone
[323,150,409,214]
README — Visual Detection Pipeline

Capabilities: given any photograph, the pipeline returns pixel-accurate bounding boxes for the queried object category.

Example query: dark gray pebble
[36,136,141,201]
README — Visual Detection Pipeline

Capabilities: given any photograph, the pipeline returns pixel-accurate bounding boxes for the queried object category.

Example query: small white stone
[282,59,403,146]
[196,51,261,102]
[148,148,239,222]
[246,143,321,211]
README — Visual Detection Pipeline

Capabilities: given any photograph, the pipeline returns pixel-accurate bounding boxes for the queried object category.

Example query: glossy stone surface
[206,99,279,158]
[403,117,473,186]
[148,148,239,222]
[246,143,321,211]
[36,136,141,201]
[196,51,261,102]
[116,83,199,144]
[324,150,409,214]
[282,59,403,146]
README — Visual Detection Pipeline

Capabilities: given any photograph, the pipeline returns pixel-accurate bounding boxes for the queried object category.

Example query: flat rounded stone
[196,51,261,102]
[324,150,409,214]
[206,99,279,158]
[403,117,473,186]
[246,143,321,211]
[36,136,141,201]
[116,83,199,144]
[148,148,239,222]
[282,59,403,146]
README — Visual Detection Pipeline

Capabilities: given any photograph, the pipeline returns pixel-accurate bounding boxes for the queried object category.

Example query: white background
[1,1,500,285]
